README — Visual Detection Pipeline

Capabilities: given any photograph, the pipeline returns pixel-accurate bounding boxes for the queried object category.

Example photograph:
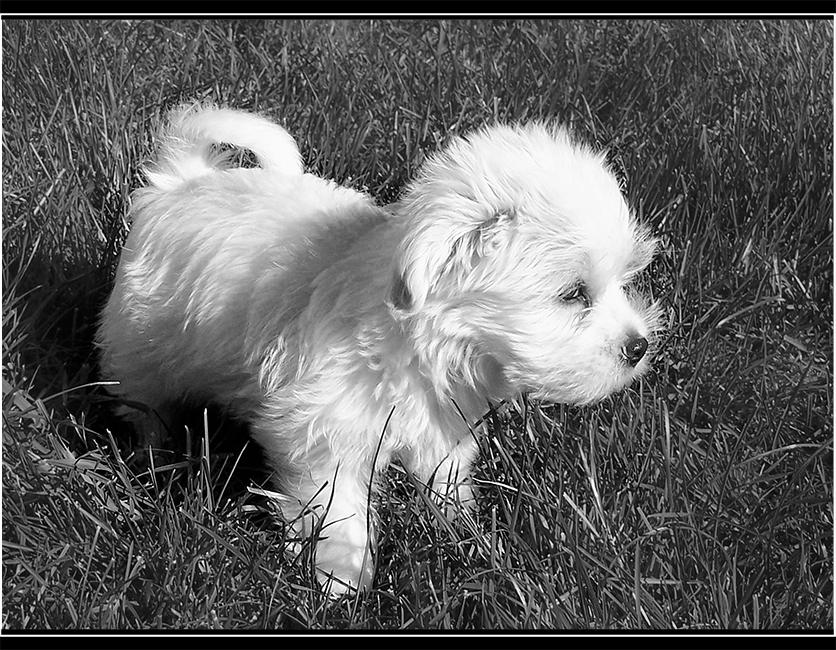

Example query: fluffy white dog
[98,104,660,596]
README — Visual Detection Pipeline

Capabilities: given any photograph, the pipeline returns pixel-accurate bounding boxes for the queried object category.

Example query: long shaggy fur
[98,103,660,595]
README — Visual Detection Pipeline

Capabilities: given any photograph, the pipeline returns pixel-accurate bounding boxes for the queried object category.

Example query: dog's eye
[560,284,591,308]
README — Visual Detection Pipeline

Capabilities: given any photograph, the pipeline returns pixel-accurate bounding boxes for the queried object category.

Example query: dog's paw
[315,536,374,598]
[426,477,478,520]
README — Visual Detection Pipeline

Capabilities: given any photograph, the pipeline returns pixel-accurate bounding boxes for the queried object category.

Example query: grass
[2,18,833,632]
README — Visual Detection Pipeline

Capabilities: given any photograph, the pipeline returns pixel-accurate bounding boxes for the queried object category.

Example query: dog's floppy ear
[390,210,515,312]
[390,124,524,313]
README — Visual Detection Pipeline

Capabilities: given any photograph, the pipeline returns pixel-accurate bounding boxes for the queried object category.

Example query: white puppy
[98,104,660,596]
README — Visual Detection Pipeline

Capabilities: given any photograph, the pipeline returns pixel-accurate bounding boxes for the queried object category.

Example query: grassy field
[2,19,832,632]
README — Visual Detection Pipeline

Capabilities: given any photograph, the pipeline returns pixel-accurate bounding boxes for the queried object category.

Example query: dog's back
[98,105,386,416]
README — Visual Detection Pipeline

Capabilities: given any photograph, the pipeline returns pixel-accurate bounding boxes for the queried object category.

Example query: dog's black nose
[623,336,648,366]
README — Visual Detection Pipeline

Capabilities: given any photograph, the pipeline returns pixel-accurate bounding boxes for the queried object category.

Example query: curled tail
[145,103,304,191]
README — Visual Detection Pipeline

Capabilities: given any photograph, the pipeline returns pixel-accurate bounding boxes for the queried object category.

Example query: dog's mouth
[507,343,655,406]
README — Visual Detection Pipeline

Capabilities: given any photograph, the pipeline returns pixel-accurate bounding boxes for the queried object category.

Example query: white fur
[98,103,660,596]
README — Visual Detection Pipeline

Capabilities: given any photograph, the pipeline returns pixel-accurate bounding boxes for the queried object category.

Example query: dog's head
[389,122,660,405]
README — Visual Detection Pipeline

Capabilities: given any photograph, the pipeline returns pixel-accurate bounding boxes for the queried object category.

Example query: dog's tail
[145,103,304,191]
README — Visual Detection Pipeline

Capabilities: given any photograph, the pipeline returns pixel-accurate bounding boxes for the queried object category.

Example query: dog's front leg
[289,458,375,597]
[413,434,479,519]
